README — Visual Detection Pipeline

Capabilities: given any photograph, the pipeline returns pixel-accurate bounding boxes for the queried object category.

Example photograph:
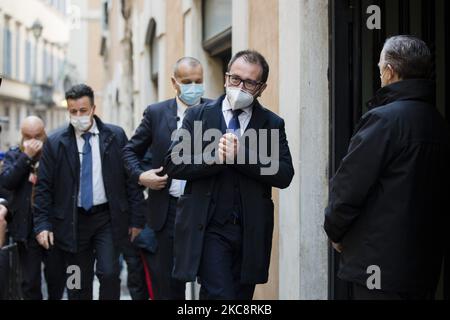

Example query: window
[42,47,47,83]
[49,50,54,85]
[25,40,31,83]
[15,25,20,81]
[202,0,232,56]
[145,19,159,83]
[3,26,12,78]
[202,0,232,74]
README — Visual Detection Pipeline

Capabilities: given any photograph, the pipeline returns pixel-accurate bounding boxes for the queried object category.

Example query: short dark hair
[382,35,432,80]
[65,84,95,105]
[227,50,270,83]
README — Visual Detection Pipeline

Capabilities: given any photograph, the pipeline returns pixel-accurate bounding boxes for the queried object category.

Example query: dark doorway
[329,0,450,300]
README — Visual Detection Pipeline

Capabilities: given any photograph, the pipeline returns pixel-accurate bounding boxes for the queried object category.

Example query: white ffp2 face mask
[226,87,254,110]
[70,115,92,132]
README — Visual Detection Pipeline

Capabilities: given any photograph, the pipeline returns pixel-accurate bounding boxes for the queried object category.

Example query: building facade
[100,0,450,300]
[0,0,76,150]
[67,0,104,115]
[0,0,104,151]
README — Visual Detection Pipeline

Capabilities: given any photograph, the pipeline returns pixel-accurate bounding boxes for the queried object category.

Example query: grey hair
[382,35,432,80]
[173,57,202,78]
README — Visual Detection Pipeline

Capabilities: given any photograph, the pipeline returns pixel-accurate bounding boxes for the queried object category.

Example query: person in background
[33,84,145,300]
[0,116,66,300]
[165,50,294,300]
[123,57,210,300]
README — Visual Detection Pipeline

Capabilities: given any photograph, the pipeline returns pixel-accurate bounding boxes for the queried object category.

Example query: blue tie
[227,110,244,223]
[228,110,243,136]
[80,132,93,211]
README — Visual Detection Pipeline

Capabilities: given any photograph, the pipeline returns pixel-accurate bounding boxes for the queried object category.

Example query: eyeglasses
[225,73,263,91]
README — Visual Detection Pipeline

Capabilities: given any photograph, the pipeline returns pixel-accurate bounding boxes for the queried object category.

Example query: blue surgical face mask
[177,82,205,106]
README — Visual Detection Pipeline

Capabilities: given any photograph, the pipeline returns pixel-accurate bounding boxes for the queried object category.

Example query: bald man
[123,57,211,299]
[0,116,66,300]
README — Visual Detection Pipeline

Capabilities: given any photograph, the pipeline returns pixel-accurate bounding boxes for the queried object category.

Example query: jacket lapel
[245,101,269,132]
[96,116,115,162]
[204,95,227,134]
[60,126,80,180]
[164,99,178,134]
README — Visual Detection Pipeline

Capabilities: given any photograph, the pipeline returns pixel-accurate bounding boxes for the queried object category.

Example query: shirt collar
[222,95,253,115]
[176,96,188,115]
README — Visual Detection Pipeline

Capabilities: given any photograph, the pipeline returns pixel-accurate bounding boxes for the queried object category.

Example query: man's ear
[387,64,396,81]
[171,77,179,92]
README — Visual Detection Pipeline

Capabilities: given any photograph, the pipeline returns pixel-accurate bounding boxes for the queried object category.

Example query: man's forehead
[22,125,44,135]
[67,97,93,107]
[230,59,262,80]
[176,64,203,77]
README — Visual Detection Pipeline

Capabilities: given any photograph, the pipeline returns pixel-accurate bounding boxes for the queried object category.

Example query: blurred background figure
[0,116,67,300]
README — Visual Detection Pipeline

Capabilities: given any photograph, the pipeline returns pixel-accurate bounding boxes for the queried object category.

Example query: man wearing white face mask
[33,84,146,300]
[165,50,294,300]
[123,57,211,300]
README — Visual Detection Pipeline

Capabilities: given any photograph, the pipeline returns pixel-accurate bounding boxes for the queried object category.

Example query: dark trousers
[66,210,120,300]
[0,249,9,299]
[17,238,66,300]
[147,196,185,300]
[352,283,434,300]
[198,219,255,300]
[122,240,149,300]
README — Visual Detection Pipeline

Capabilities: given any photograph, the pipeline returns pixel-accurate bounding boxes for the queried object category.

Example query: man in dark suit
[324,35,450,300]
[34,84,145,300]
[0,116,66,300]
[123,57,210,300]
[165,50,294,300]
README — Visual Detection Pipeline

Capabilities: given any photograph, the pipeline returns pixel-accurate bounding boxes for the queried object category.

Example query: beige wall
[248,0,280,301]
[164,0,185,100]
[87,0,104,116]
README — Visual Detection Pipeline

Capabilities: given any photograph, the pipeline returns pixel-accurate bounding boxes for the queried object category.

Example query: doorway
[329,0,450,300]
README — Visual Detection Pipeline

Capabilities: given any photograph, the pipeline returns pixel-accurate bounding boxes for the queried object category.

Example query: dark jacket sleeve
[231,118,294,189]
[0,151,33,191]
[164,107,226,180]
[122,106,153,184]
[118,128,146,229]
[33,140,55,234]
[324,112,393,243]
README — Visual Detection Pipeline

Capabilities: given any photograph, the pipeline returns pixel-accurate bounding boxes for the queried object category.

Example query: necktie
[228,110,244,136]
[80,132,93,211]
[227,110,244,223]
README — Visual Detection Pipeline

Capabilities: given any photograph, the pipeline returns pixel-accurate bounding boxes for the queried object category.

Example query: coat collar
[367,79,436,110]
[164,98,178,134]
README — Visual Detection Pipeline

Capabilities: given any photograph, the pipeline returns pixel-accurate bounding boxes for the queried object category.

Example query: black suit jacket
[122,98,211,232]
[164,95,294,284]
[33,116,146,253]
[0,148,36,242]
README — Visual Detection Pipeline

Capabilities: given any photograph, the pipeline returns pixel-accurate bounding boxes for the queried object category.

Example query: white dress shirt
[168,97,190,198]
[75,119,108,207]
[222,96,253,135]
